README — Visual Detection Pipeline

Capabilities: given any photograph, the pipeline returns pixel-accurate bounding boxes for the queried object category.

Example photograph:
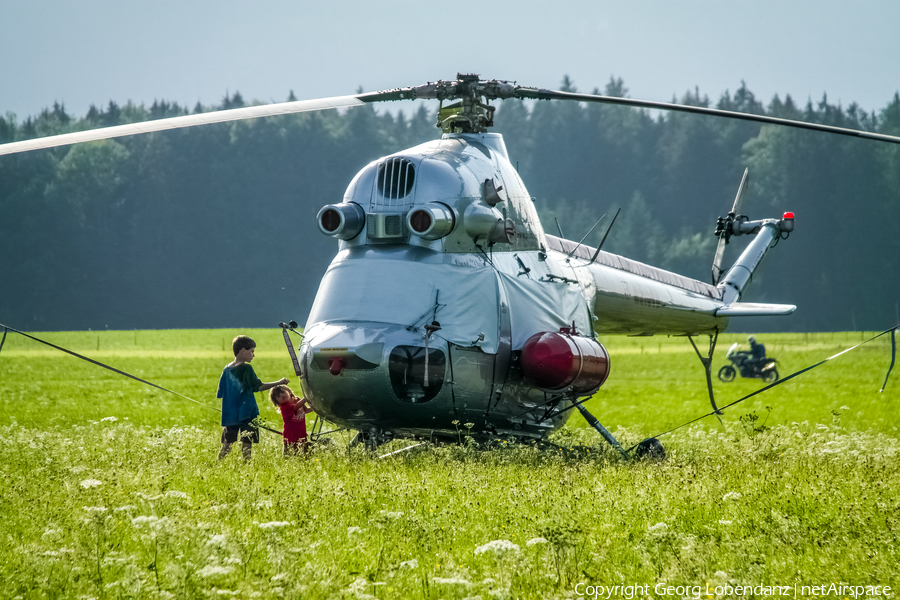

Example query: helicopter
[3,74,899,458]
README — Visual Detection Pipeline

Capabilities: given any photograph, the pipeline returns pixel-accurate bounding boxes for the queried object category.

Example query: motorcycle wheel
[718,365,736,382]
[762,368,779,383]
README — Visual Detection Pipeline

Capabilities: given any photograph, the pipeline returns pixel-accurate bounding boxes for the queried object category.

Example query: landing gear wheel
[762,368,779,383]
[718,365,736,382]
[634,437,665,460]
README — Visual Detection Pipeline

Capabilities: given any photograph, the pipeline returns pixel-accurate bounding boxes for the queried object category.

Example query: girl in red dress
[269,385,314,455]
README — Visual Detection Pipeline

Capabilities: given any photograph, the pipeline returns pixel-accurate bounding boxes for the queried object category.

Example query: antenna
[554,217,564,238]
[565,214,606,261]
[590,207,621,262]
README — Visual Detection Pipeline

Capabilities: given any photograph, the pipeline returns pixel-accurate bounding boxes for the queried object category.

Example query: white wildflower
[258,521,291,529]
[347,526,362,534]
[206,534,227,548]
[378,510,403,519]
[715,570,729,578]
[83,506,107,514]
[43,551,60,557]
[131,515,159,526]
[474,539,520,555]
[255,500,273,509]
[80,479,103,488]
[348,577,381,598]
[224,557,242,565]
[399,559,418,569]
[722,492,742,501]
[648,522,667,532]
[215,590,237,596]
[100,416,118,422]
[197,565,234,578]
[164,490,188,500]
[271,573,288,582]
[433,577,471,585]
[719,519,733,525]
[114,505,137,513]
[526,537,548,546]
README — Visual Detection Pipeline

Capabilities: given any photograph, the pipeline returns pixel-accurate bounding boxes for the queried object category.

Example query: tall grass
[0,329,897,598]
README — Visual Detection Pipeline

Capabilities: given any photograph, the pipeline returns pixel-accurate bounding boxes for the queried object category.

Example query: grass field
[0,328,898,599]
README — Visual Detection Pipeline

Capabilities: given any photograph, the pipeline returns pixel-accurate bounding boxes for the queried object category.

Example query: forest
[1,77,898,332]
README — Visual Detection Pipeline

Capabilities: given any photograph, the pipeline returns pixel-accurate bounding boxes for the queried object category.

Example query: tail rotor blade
[712,168,750,285]
[712,236,728,285]
[731,168,750,215]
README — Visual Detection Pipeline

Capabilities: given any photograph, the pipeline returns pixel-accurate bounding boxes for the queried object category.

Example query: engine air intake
[377,157,415,200]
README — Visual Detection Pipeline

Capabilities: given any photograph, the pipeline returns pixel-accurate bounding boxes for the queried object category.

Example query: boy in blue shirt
[217,335,290,461]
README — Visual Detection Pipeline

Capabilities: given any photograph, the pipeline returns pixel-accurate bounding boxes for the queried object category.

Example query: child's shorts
[222,422,260,444]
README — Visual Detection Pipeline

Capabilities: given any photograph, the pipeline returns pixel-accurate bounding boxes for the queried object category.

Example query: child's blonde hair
[269,384,290,406]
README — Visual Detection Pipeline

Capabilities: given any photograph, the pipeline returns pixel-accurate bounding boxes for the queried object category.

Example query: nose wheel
[349,427,388,452]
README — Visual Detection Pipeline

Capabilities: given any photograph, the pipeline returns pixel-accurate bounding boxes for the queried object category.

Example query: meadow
[0,328,897,599]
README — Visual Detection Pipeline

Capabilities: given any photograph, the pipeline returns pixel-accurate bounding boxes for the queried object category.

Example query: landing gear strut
[575,403,631,460]
[688,331,723,424]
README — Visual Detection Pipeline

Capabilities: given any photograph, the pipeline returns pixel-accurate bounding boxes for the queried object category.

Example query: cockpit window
[388,345,445,403]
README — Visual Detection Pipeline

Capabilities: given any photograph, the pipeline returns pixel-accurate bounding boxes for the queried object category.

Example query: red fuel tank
[520,331,611,395]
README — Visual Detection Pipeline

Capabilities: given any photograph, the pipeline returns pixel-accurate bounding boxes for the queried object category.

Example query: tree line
[1,77,898,332]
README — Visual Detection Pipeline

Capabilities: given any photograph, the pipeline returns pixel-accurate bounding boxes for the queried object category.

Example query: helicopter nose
[301,322,451,427]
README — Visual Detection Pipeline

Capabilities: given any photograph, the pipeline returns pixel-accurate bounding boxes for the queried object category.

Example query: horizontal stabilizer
[716,302,797,317]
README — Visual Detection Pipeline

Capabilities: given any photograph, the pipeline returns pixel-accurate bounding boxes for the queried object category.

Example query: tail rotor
[712,168,750,285]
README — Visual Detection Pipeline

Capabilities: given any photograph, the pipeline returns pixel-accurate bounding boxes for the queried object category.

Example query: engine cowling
[407,202,456,240]
[520,331,610,396]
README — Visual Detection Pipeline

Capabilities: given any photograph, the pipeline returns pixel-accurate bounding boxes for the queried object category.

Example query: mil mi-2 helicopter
[3,74,899,457]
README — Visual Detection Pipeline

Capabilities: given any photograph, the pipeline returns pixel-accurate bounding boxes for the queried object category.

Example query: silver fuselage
[299,133,779,441]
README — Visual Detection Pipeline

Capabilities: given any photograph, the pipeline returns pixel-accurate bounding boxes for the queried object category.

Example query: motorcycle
[718,343,779,383]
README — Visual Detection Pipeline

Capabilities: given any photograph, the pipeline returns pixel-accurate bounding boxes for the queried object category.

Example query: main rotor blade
[518,88,900,146]
[8,74,900,157]
[0,94,366,156]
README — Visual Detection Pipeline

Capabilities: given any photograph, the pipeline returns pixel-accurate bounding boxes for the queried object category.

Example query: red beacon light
[781,212,795,233]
